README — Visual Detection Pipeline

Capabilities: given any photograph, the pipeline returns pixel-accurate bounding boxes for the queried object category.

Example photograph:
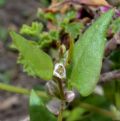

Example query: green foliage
[38,9,77,24]
[63,107,86,121]
[58,10,83,40]
[38,30,59,48]
[64,22,83,39]
[20,9,83,50]
[40,0,51,7]
[80,94,112,121]
[9,3,120,121]
[109,49,120,69]
[62,10,77,24]
[69,10,114,96]
[84,113,112,121]
[20,22,43,37]
[63,94,112,121]
[10,32,53,80]
[20,22,59,48]
[103,81,116,104]
[115,80,120,110]
[29,90,57,121]
[83,94,111,107]
[110,17,120,33]
[0,0,6,7]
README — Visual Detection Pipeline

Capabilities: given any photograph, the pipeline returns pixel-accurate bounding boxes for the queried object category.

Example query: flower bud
[65,90,75,103]
[46,98,66,115]
[45,80,60,97]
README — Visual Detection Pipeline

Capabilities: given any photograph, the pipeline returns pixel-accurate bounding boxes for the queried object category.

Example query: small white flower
[53,63,66,79]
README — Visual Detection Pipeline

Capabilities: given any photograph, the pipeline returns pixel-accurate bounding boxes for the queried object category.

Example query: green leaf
[39,30,59,48]
[103,81,116,104]
[115,80,120,110]
[49,30,59,41]
[109,49,120,69]
[38,32,53,48]
[29,90,57,121]
[64,108,85,121]
[110,17,120,33]
[20,22,43,36]
[69,9,114,96]
[65,22,84,39]
[85,113,112,121]
[63,10,77,23]
[10,32,53,80]
[44,12,56,21]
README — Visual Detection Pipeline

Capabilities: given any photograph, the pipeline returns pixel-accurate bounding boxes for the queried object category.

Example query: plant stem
[58,78,65,100]
[0,83,47,98]
[53,76,65,100]
[100,70,120,83]
[0,83,116,119]
[65,36,74,67]
[53,77,65,121]
[57,110,63,121]
[79,101,116,119]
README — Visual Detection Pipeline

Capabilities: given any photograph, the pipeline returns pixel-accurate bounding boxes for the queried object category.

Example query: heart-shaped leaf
[70,10,114,96]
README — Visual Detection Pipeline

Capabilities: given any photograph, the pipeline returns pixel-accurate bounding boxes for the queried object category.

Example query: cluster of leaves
[10,2,120,121]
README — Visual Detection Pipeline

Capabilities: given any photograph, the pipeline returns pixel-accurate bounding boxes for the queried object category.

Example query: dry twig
[105,32,120,56]
[100,70,120,82]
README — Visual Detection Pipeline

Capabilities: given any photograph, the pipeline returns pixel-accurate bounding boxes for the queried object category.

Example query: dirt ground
[0,0,44,121]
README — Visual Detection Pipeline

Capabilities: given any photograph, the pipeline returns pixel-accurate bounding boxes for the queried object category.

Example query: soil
[0,0,44,121]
